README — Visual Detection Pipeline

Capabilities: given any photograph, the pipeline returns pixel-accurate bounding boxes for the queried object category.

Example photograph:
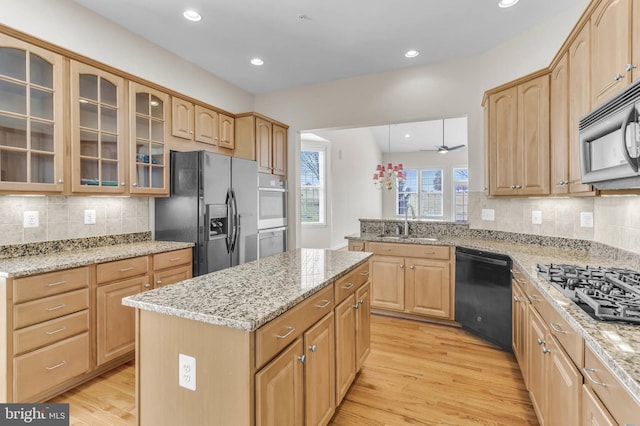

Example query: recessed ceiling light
[404,133,411,138]
[251,58,264,66]
[498,0,520,8]
[183,10,202,22]
[404,50,419,58]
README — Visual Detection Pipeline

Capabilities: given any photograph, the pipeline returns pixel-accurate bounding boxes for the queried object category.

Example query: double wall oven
[257,173,287,258]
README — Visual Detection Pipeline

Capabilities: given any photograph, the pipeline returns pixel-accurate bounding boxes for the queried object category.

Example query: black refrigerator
[155,151,258,277]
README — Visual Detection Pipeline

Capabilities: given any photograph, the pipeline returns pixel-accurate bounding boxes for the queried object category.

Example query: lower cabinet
[366,243,453,321]
[527,306,548,425]
[96,275,147,365]
[546,334,581,426]
[335,296,357,405]
[582,385,616,426]
[511,279,528,384]
[355,283,371,370]
[304,313,336,426]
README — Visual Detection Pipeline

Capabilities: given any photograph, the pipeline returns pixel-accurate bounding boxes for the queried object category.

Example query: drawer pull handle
[583,367,607,387]
[383,249,392,252]
[119,267,135,272]
[342,283,354,290]
[47,281,67,287]
[315,300,331,309]
[423,251,435,255]
[549,322,567,334]
[528,295,540,302]
[276,326,295,339]
[45,327,67,335]
[360,271,369,276]
[46,360,67,371]
[169,257,181,261]
[46,304,66,311]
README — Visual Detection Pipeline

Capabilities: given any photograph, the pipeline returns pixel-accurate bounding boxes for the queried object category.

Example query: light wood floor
[51,314,537,425]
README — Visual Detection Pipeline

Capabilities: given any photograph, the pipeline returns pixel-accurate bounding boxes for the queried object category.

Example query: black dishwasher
[454,247,512,351]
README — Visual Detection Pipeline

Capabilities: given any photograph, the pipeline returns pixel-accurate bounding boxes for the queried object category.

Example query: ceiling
[370,117,468,153]
[72,0,586,95]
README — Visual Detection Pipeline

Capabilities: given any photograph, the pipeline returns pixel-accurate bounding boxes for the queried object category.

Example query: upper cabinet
[591,0,633,106]
[236,113,288,176]
[129,82,170,195]
[70,61,126,193]
[0,34,64,193]
[487,74,550,196]
[171,96,235,152]
[550,53,570,195]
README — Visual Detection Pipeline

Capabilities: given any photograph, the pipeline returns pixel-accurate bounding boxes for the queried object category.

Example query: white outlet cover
[481,209,495,221]
[580,211,594,228]
[23,211,39,228]
[179,353,196,391]
[531,210,542,225]
[84,209,97,225]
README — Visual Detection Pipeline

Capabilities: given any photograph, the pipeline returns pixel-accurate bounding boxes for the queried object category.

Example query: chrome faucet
[404,198,415,236]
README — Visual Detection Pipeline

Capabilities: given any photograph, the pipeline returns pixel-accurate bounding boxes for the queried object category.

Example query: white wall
[255,2,588,248]
[0,0,254,113]
[381,150,468,220]
[301,128,383,249]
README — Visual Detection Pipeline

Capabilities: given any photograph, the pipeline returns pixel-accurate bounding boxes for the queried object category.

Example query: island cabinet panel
[582,385,616,426]
[304,313,336,426]
[511,279,528,385]
[335,295,356,405]
[355,282,371,371]
[136,310,254,426]
[255,285,334,369]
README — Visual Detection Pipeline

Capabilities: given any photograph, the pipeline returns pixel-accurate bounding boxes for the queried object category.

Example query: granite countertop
[0,241,194,278]
[347,232,640,404]
[123,248,372,332]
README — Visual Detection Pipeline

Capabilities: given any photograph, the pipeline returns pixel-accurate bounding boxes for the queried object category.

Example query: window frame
[452,166,469,223]
[300,141,327,226]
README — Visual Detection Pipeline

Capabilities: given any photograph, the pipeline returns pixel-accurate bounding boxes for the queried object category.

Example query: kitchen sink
[375,234,438,242]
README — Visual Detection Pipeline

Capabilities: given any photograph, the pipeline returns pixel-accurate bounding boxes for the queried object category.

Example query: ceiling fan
[421,119,466,154]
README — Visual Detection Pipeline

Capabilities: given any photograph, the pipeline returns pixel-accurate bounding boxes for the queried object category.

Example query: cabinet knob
[614,73,624,81]
[515,185,522,189]
[297,355,306,363]
[358,298,365,305]
[399,264,404,269]
[308,344,317,353]
[511,185,516,190]
[133,183,138,187]
[513,296,521,302]
[626,63,637,72]
[156,280,162,285]
[58,179,64,184]
[409,265,414,270]
[537,337,544,345]
[542,346,550,354]
[121,182,126,186]
[353,303,359,309]
[144,283,151,288]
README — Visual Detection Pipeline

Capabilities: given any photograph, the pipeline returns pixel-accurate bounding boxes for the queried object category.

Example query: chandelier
[373,162,405,190]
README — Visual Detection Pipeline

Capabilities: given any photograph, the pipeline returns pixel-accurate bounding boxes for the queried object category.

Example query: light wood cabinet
[527,306,548,425]
[194,104,217,145]
[348,240,366,252]
[546,334,581,426]
[171,97,193,140]
[173,97,235,151]
[591,0,633,106]
[255,338,305,426]
[511,278,528,385]
[152,247,192,288]
[70,61,127,193]
[582,385,616,426]
[0,34,64,193]
[304,312,336,426]
[365,243,453,320]
[129,82,170,195]
[235,114,287,176]
[487,74,550,196]
[219,113,235,149]
[405,258,450,319]
[96,275,147,366]
[335,295,357,405]
[355,282,371,371]
[550,52,571,195]
[370,255,405,311]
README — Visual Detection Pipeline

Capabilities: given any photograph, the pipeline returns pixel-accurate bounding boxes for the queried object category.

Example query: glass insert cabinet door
[0,34,64,192]
[129,81,169,195]
[70,61,126,193]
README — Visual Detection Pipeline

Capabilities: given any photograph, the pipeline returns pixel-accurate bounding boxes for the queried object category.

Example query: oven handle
[621,106,639,172]
[258,187,287,192]
[258,226,287,236]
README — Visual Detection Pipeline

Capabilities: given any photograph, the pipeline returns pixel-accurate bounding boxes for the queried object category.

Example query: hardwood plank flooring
[51,314,537,425]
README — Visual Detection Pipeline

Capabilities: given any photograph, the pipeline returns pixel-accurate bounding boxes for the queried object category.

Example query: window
[453,167,469,223]
[396,169,417,216]
[420,169,443,217]
[300,145,326,224]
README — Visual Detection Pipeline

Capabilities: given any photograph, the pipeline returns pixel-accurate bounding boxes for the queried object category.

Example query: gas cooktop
[536,263,640,325]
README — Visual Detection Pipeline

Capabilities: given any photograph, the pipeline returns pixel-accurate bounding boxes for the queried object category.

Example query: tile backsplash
[469,191,640,255]
[0,196,149,245]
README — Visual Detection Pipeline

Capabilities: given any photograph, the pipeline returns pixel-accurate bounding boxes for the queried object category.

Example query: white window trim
[452,165,469,223]
[300,141,327,227]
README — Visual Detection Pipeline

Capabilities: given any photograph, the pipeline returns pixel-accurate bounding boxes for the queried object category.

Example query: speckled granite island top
[0,241,193,278]
[123,248,372,332]
[347,232,640,403]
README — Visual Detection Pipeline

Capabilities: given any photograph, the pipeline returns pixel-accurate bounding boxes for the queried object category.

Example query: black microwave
[579,79,640,189]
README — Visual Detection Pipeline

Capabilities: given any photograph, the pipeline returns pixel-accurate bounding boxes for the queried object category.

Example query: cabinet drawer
[583,345,640,425]
[97,256,149,284]
[368,242,450,260]
[256,285,334,370]
[546,308,583,369]
[13,267,89,303]
[14,332,89,402]
[153,248,192,270]
[335,262,369,303]
[348,241,366,252]
[14,310,89,356]
[525,281,550,320]
[153,265,192,289]
[14,288,89,330]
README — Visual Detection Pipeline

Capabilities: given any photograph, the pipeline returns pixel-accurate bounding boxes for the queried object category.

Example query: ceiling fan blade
[448,144,466,151]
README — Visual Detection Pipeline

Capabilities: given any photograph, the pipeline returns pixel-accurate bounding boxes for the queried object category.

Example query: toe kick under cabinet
[0,247,191,403]
[362,242,454,321]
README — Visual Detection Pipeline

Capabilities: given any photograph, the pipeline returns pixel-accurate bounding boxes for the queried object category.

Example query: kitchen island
[123,248,372,426]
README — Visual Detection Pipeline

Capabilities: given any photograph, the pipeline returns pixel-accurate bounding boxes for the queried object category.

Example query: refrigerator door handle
[230,189,240,253]
[225,189,233,254]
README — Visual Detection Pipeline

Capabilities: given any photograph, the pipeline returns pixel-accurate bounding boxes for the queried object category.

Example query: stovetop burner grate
[536,263,640,325]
